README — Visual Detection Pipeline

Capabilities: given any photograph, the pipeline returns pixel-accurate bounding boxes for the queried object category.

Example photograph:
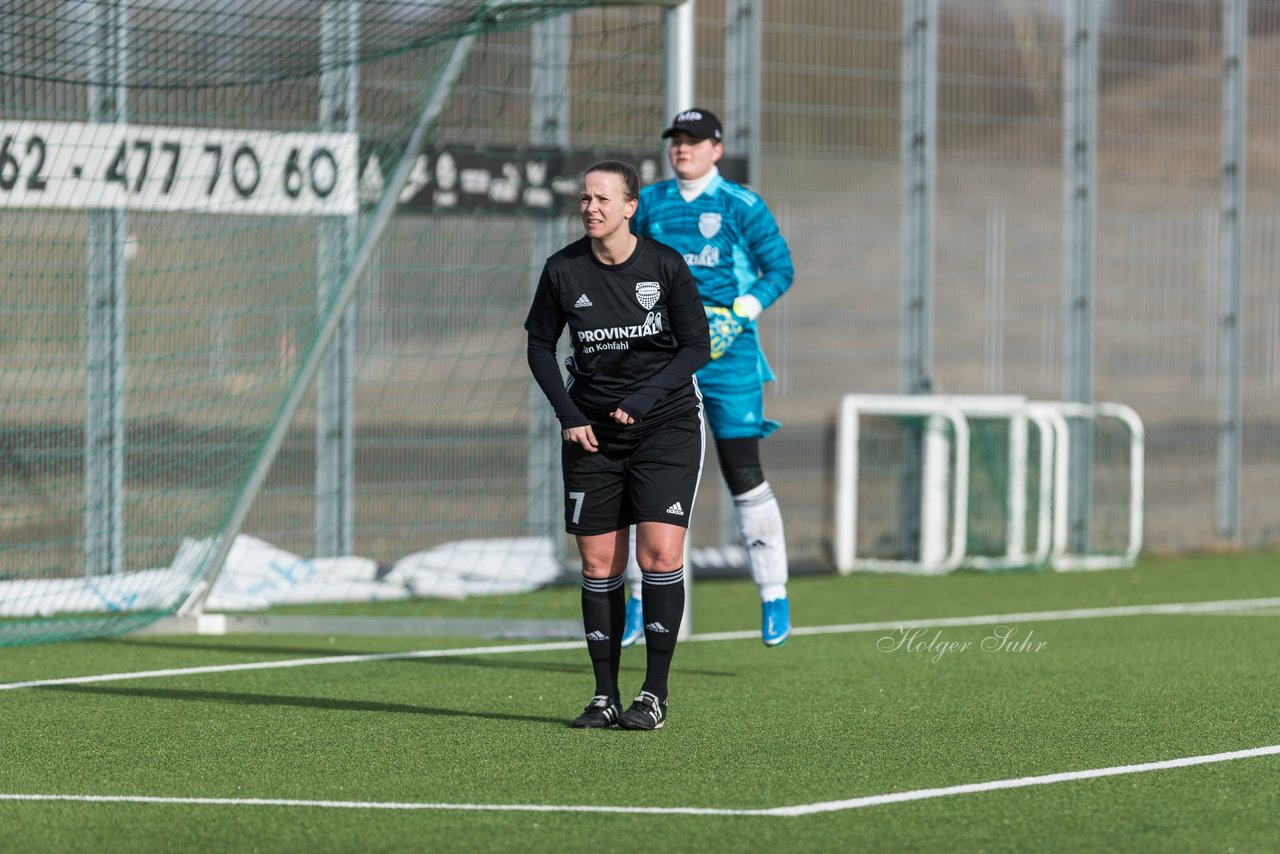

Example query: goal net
[0,0,677,646]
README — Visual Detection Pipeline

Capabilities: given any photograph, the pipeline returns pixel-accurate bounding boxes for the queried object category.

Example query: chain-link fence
[682,0,1280,562]
[2,2,1276,640]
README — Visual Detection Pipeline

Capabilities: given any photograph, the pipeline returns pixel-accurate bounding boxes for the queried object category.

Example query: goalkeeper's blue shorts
[696,327,781,440]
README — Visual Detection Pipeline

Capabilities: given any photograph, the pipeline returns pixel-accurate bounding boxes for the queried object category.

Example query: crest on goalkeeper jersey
[699,212,722,238]
[635,281,660,310]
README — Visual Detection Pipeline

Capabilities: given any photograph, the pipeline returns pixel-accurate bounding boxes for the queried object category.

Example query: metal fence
[672,0,1280,561]
[7,2,1268,589]
[237,0,1280,571]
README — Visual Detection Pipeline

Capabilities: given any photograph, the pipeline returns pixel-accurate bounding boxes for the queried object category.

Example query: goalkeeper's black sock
[580,572,624,699]
[640,567,685,702]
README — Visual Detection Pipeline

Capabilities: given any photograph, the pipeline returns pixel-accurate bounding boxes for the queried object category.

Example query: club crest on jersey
[635,281,660,310]
[699,212,722,239]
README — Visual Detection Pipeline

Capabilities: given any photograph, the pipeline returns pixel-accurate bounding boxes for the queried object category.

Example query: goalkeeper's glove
[706,306,744,360]
[706,295,764,360]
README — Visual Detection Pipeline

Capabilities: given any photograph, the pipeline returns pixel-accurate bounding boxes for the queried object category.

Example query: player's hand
[610,408,636,426]
[562,424,599,452]
[706,306,744,360]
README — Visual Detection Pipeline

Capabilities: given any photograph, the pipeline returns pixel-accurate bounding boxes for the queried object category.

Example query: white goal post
[835,395,971,574]
[1045,401,1145,571]
[945,397,1063,571]
[834,394,1144,574]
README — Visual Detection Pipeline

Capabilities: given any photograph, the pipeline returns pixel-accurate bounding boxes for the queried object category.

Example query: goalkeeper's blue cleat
[762,596,790,647]
[621,595,644,648]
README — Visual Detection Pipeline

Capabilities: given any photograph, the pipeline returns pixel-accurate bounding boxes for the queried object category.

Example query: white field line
[689,595,1280,642]
[2,744,1278,817]
[0,641,583,692]
[3,595,1279,692]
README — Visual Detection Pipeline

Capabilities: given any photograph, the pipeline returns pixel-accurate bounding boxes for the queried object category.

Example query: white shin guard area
[733,481,788,589]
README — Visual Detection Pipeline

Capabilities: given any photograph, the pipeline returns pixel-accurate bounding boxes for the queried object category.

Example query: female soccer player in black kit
[525,160,710,730]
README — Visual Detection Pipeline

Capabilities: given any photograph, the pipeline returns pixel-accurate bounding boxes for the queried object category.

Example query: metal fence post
[898,0,937,558]
[315,0,360,558]
[1217,0,1247,543]
[528,14,572,563]
[85,0,129,577]
[1062,0,1099,555]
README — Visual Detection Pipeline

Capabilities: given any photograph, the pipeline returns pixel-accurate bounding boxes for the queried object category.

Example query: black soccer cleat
[617,690,667,730]
[571,694,621,728]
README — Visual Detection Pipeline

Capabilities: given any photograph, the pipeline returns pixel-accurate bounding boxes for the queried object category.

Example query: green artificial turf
[2,551,1279,852]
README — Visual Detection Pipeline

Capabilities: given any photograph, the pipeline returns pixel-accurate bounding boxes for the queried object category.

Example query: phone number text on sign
[0,121,358,216]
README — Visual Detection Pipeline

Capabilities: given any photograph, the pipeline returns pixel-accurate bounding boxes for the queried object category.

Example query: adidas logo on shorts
[666,501,685,516]
[574,294,593,308]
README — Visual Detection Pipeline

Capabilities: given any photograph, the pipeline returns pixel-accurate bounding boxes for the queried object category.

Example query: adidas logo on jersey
[585,630,609,641]
[666,501,685,516]
[644,622,670,634]
[574,294,593,308]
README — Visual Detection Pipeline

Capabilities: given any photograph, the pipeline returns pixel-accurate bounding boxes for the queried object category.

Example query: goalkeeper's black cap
[661,108,722,142]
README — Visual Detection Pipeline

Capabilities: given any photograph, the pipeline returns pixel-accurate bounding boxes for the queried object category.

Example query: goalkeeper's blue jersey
[632,171,793,314]
[633,170,793,438]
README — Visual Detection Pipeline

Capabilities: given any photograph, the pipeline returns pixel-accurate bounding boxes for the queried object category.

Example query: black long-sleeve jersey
[525,235,711,429]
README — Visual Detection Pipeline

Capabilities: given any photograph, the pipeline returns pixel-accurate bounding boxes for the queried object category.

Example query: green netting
[853,414,963,564]
[964,416,1047,568]
[0,0,675,646]
[850,407,1137,573]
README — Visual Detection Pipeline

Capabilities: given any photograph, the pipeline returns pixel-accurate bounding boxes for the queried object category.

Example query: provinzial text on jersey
[683,246,719,267]
[576,319,663,343]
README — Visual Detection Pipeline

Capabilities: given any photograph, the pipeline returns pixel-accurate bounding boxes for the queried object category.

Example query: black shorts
[561,407,705,536]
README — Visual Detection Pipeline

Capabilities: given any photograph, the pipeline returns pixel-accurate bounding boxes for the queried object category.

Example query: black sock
[640,567,685,702]
[581,572,624,699]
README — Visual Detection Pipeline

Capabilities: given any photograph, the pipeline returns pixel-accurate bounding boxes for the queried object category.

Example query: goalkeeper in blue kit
[627,108,795,647]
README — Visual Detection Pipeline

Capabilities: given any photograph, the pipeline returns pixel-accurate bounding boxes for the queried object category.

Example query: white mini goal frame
[942,396,1062,571]
[1041,401,1145,571]
[835,395,1144,574]
[835,395,970,574]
